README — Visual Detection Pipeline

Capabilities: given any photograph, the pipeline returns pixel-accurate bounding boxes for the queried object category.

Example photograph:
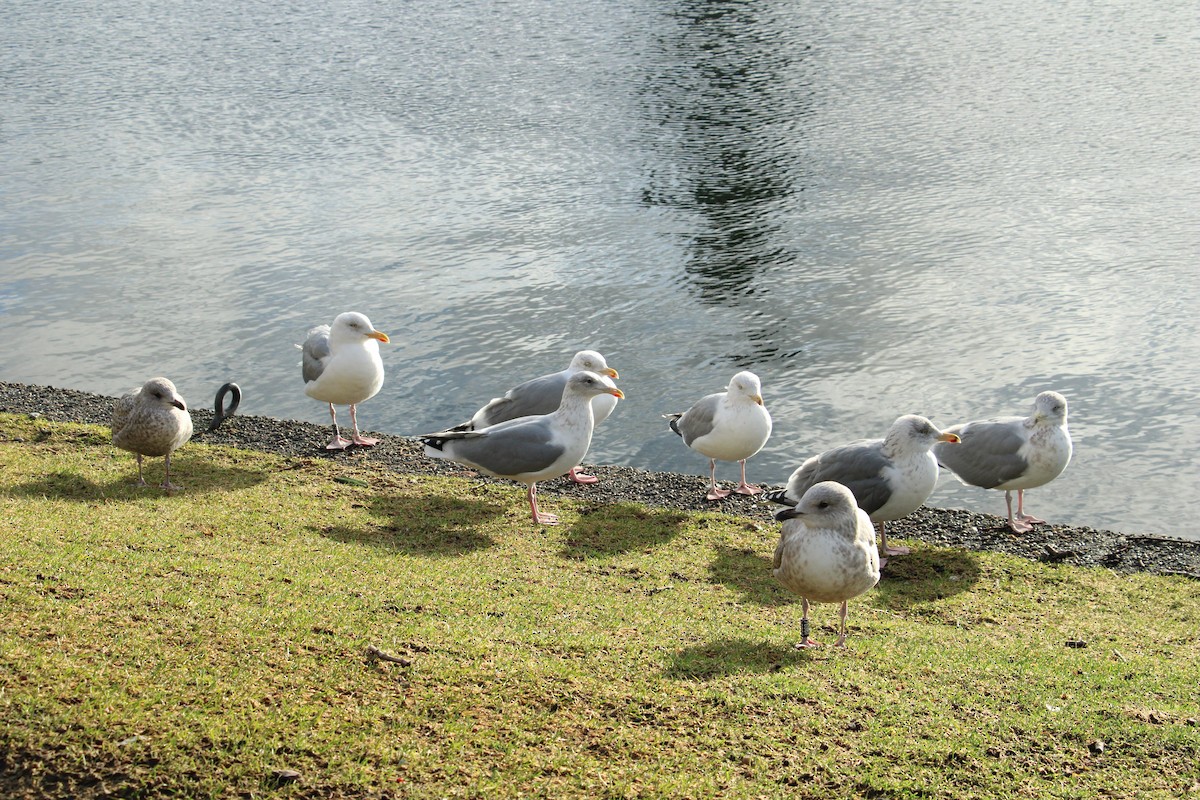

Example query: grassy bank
[1,413,1196,799]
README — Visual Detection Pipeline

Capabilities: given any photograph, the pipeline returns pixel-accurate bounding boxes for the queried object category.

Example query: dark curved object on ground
[207,382,242,432]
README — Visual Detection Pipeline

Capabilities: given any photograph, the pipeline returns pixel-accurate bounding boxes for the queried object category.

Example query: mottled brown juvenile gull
[452,350,620,484]
[111,377,194,490]
[300,311,390,450]
[664,370,772,501]
[420,371,625,526]
[773,481,881,649]
[764,415,960,563]
[933,391,1072,533]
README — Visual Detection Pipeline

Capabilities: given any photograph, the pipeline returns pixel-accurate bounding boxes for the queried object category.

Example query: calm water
[3,0,1198,537]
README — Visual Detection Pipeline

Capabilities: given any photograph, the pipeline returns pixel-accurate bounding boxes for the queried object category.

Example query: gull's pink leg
[833,601,850,647]
[733,459,763,496]
[348,404,379,447]
[325,403,352,450]
[527,484,559,526]
[568,467,598,484]
[706,459,730,501]
[1005,490,1033,532]
[133,454,149,487]
[795,597,821,649]
[1014,489,1046,525]
[878,521,910,558]
[160,454,181,492]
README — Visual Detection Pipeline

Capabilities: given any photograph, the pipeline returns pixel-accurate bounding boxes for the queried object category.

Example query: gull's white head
[330,311,390,348]
[727,370,764,406]
[1032,391,1068,424]
[885,414,959,453]
[564,370,625,401]
[569,350,619,379]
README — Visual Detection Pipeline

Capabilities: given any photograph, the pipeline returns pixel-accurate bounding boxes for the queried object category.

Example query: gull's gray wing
[474,372,568,427]
[788,439,894,516]
[933,419,1029,489]
[428,417,567,477]
[667,392,720,446]
[301,325,332,384]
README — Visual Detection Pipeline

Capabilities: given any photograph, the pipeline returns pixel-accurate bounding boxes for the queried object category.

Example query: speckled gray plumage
[111,377,193,488]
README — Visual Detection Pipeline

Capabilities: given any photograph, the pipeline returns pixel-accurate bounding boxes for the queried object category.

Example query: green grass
[1,413,1197,799]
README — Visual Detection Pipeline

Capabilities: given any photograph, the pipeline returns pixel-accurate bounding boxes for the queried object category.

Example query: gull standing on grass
[111,377,194,491]
[420,371,625,526]
[764,415,960,564]
[664,370,772,501]
[299,312,390,450]
[450,350,621,484]
[773,481,881,649]
[932,391,1072,532]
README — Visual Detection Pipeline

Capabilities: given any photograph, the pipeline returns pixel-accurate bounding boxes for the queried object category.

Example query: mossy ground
[1,414,1196,799]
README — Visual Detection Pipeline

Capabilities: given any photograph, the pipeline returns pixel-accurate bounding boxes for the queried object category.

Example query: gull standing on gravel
[451,350,621,484]
[299,311,390,450]
[764,415,960,563]
[420,371,625,526]
[664,370,772,501]
[773,481,881,649]
[111,377,194,491]
[932,391,1072,532]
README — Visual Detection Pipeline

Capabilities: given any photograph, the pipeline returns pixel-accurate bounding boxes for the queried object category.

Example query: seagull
[932,391,1072,533]
[451,350,620,484]
[773,481,881,649]
[664,370,772,500]
[764,415,960,563]
[420,371,625,526]
[300,312,390,450]
[111,377,194,491]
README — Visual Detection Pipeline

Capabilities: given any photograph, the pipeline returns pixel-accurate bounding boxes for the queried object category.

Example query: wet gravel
[2,380,1197,579]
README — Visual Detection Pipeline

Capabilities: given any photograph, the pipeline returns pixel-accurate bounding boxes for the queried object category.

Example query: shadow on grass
[8,456,268,501]
[316,493,503,556]
[873,547,982,608]
[708,544,793,607]
[665,637,808,679]
[560,504,690,558]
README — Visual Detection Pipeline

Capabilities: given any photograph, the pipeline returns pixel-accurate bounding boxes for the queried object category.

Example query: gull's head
[566,370,625,401]
[774,481,858,528]
[331,311,390,346]
[570,350,618,379]
[1032,391,1068,424]
[886,414,959,452]
[140,377,187,411]
[728,370,764,406]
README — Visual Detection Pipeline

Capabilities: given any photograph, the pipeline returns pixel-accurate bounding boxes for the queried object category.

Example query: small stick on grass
[365,644,411,666]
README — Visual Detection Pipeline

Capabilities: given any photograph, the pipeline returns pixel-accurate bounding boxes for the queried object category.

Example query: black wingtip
[762,488,793,507]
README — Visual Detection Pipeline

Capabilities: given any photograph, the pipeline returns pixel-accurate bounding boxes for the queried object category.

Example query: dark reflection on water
[643,0,809,339]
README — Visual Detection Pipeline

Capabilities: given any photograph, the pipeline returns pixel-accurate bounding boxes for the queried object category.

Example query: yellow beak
[369,331,390,343]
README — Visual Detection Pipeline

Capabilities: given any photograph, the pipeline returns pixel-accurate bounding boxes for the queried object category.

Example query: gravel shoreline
[2,380,1197,579]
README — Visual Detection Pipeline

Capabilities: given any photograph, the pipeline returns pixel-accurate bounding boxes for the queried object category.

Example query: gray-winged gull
[300,311,390,450]
[452,350,620,484]
[772,481,881,649]
[764,415,960,563]
[932,390,1072,532]
[111,377,194,490]
[664,370,772,500]
[420,371,625,526]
